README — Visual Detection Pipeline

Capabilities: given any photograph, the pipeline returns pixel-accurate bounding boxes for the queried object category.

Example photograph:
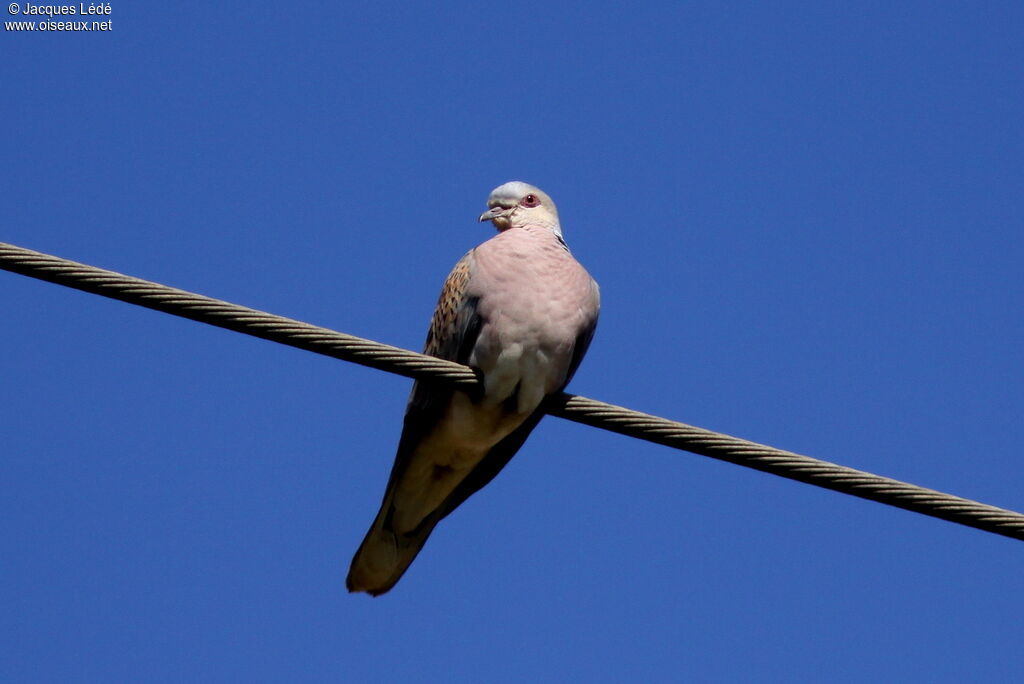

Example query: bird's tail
[346,506,438,596]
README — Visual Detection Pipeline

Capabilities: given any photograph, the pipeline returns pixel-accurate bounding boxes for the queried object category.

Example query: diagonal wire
[2,240,1022,542]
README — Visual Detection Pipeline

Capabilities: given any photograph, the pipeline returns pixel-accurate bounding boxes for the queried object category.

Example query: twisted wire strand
[3,240,1022,541]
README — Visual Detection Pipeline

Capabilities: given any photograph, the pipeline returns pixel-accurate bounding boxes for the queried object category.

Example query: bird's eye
[522,194,540,207]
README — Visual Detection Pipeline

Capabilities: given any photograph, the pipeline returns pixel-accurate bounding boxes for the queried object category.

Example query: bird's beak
[479,206,511,223]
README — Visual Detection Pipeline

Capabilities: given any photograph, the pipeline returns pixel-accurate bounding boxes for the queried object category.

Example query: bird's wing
[346,251,484,595]
[380,250,482,497]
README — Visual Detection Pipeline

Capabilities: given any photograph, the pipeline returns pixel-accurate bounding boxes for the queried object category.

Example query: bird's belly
[389,392,526,532]
[472,321,572,415]
[437,391,525,460]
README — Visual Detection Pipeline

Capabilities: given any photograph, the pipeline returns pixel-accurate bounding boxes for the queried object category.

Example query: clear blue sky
[3,2,1023,682]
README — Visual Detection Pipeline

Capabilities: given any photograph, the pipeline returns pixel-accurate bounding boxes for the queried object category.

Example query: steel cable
[3,240,1022,541]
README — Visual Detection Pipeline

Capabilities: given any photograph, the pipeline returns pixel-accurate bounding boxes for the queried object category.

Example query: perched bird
[346,181,600,596]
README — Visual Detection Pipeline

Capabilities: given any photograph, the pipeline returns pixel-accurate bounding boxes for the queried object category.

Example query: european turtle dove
[347,181,600,596]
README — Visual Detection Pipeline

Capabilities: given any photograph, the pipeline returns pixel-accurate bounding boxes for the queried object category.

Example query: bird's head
[479,181,561,237]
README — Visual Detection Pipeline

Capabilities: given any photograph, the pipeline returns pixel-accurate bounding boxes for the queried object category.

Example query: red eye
[522,194,540,207]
